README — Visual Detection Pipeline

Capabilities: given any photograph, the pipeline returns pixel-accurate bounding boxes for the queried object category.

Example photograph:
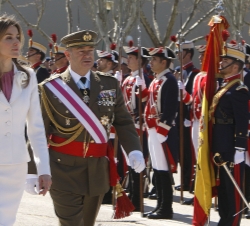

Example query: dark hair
[184,49,194,59]
[0,14,30,90]
[39,51,46,61]
[233,60,244,72]
[159,57,171,69]
[130,54,148,67]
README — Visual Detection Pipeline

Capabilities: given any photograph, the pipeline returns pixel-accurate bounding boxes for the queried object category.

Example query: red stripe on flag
[192,196,208,226]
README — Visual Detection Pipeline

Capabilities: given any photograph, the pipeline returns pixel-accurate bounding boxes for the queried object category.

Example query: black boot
[129,168,141,211]
[148,171,173,219]
[183,197,194,205]
[102,187,113,204]
[143,169,162,217]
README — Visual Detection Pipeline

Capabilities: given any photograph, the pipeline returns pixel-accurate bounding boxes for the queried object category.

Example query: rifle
[137,0,144,217]
[178,13,185,204]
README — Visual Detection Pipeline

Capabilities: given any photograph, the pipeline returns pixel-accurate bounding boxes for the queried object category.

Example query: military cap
[195,45,206,53]
[27,29,47,55]
[54,46,66,55]
[175,40,194,52]
[123,46,150,58]
[148,46,176,59]
[96,50,119,63]
[29,42,47,55]
[61,30,97,48]
[221,43,245,63]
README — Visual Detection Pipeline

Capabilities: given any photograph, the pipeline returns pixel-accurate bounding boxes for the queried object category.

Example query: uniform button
[66,110,69,113]
[90,140,95,143]
[57,158,61,162]
[6,121,11,126]
[5,108,11,113]
[5,132,11,137]
[108,108,111,111]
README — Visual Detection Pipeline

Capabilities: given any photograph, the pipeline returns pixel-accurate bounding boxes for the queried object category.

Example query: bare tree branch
[162,0,179,46]
[181,0,201,31]
[65,0,73,34]
[182,6,216,37]
[140,8,160,46]
[152,0,160,41]
[6,0,52,42]
[191,35,205,43]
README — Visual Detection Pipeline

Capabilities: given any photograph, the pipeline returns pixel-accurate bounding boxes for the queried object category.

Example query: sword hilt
[213,153,228,167]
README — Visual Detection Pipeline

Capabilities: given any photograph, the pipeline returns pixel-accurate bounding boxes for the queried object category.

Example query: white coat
[0,64,50,176]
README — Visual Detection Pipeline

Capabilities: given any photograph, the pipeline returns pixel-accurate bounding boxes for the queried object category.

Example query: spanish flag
[192,16,229,226]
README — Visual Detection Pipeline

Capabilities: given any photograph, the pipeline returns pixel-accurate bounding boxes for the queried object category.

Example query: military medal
[100,115,109,126]
[82,89,90,104]
[66,118,70,125]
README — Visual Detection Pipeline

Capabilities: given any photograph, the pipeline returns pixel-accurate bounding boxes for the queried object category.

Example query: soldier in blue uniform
[175,41,200,192]
[243,42,250,219]
[26,32,50,83]
[140,46,179,219]
[211,44,249,226]
[121,46,151,210]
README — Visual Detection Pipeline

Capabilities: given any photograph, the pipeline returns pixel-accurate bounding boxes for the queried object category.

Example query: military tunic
[211,74,249,226]
[39,69,141,225]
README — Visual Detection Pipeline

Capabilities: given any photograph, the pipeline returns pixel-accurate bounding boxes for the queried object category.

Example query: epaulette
[40,74,60,85]
[96,71,114,77]
[192,68,200,73]
[236,82,249,92]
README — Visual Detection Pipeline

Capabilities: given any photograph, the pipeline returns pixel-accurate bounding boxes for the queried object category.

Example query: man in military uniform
[121,46,151,210]
[139,46,179,219]
[96,50,119,74]
[26,38,50,83]
[211,44,249,225]
[38,30,145,226]
[243,42,250,218]
[53,46,69,74]
[175,40,200,192]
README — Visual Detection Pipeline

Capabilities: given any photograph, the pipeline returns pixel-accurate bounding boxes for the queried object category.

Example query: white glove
[114,71,122,82]
[234,149,245,164]
[25,174,39,195]
[157,133,168,143]
[128,150,145,173]
[184,119,191,127]
[135,75,146,90]
[178,80,186,95]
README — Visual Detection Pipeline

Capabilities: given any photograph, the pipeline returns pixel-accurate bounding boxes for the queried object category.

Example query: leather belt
[49,135,108,157]
[212,117,234,125]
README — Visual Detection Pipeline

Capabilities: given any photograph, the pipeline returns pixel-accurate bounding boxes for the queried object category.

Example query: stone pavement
[15,170,250,226]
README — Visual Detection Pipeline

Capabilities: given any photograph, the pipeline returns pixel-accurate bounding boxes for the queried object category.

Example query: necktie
[80,77,90,104]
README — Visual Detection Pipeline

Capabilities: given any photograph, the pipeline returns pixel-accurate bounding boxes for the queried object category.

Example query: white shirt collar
[69,65,91,84]
[107,70,113,74]
[131,68,143,77]
[156,69,170,79]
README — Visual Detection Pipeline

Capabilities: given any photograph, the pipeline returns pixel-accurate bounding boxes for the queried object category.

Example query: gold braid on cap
[40,85,84,147]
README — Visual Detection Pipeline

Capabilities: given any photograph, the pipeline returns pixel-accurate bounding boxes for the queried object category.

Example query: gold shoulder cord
[40,85,84,147]
[209,79,241,119]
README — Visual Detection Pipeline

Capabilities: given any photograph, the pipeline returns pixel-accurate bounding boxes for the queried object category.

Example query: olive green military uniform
[39,69,141,226]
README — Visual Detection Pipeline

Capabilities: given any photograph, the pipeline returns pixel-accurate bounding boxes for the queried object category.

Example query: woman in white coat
[0,14,52,225]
